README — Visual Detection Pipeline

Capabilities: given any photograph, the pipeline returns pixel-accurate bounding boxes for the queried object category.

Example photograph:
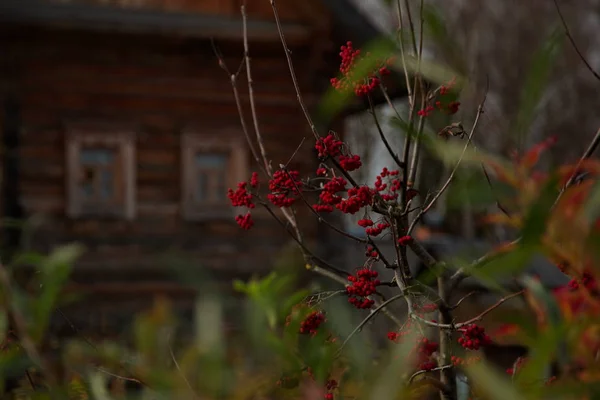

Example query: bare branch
[553,0,600,82]
[337,293,407,353]
[407,90,488,236]
[269,0,319,139]
[368,95,405,169]
[242,3,273,176]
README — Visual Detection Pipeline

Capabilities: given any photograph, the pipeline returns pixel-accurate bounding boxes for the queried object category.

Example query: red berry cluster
[235,212,254,230]
[337,186,374,214]
[324,379,338,400]
[346,268,381,309]
[313,177,348,212]
[416,302,438,314]
[365,245,379,259]
[374,168,401,201]
[330,42,390,96]
[458,324,492,350]
[397,235,413,246]
[387,331,400,342]
[315,134,344,158]
[365,222,390,237]
[568,272,597,292]
[228,177,258,230]
[227,181,255,208]
[299,311,326,336]
[417,105,434,117]
[415,337,439,371]
[451,355,481,366]
[357,218,373,227]
[250,172,259,188]
[315,134,362,172]
[267,169,302,207]
[338,154,362,171]
[316,167,328,177]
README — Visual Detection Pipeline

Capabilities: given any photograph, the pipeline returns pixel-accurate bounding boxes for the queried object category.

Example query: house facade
[0,0,405,334]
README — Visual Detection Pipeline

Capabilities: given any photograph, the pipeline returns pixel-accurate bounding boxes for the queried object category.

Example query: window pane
[80,148,114,165]
[215,171,227,201]
[195,153,227,169]
[196,173,208,202]
[100,170,114,199]
[80,181,93,198]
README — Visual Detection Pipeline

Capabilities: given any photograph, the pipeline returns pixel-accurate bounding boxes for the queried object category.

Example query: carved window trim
[181,131,247,221]
[66,127,136,220]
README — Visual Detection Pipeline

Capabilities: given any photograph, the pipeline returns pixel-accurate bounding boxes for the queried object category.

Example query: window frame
[66,127,136,220]
[181,131,247,221]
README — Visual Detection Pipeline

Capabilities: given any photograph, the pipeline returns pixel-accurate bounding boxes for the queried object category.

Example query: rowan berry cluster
[313,176,347,212]
[451,355,481,366]
[316,167,328,177]
[337,186,374,214]
[299,311,326,336]
[330,41,390,96]
[228,176,259,229]
[324,379,338,400]
[365,222,390,237]
[458,324,492,350]
[568,272,597,292]
[365,245,379,259]
[315,134,362,172]
[415,337,439,371]
[415,302,438,314]
[338,154,362,171]
[417,105,435,117]
[227,181,255,208]
[374,168,401,201]
[397,235,413,246]
[235,213,254,230]
[267,169,302,207]
[315,134,344,158]
[346,268,381,309]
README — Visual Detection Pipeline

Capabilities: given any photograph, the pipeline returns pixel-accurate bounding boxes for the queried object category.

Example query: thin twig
[553,0,600,81]
[260,202,348,277]
[450,290,479,310]
[284,137,306,168]
[242,3,273,176]
[212,40,263,174]
[555,126,600,205]
[368,95,404,169]
[455,290,524,327]
[282,169,368,244]
[407,90,488,236]
[269,0,319,139]
[169,338,199,399]
[410,364,453,383]
[337,293,406,354]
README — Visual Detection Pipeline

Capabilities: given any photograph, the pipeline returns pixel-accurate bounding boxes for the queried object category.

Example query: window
[181,132,248,220]
[66,128,135,219]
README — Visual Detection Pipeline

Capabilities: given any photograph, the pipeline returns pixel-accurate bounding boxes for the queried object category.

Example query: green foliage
[512,28,564,149]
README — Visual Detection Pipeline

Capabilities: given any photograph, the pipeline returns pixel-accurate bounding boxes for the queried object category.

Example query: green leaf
[368,330,419,400]
[512,28,564,148]
[89,371,113,400]
[521,175,559,246]
[422,4,467,76]
[32,243,84,341]
[465,360,527,400]
[318,37,397,121]
[583,180,600,224]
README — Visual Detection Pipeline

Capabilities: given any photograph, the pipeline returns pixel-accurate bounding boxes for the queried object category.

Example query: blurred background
[0,0,598,356]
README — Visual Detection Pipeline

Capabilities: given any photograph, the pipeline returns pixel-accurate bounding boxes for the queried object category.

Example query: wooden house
[0,0,406,334]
